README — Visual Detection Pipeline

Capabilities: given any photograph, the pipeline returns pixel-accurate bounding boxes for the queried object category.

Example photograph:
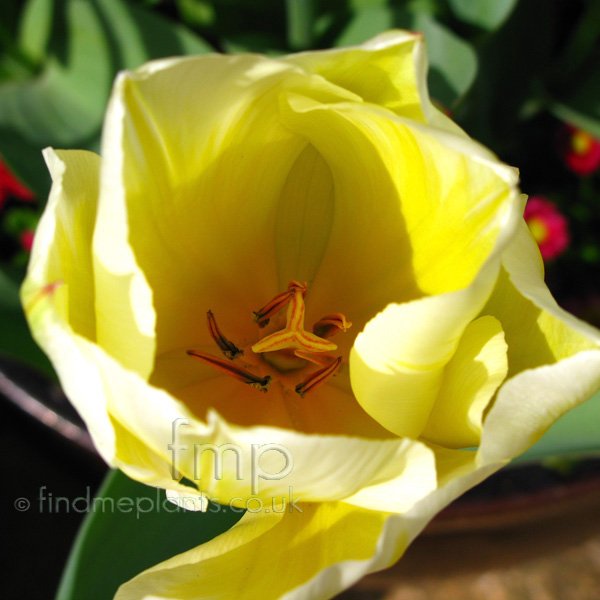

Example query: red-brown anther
[312,313,352,339]
[295,356,342,398]
[186,349,271,393]
[207,310,243,359]
[252,280,307,328]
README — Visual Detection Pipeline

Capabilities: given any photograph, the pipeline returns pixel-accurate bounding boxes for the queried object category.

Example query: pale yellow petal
[279,95,520,308]
[115,446,509,600]
[159,410,437,508]
[483,223,600,376]
[115,503,407,600]
[24,148,99,341]
[422,315,508,448]
[476,221,600,463]
[282,30,464,137]
[165,489,209,512]
[282,30,427,122]
[93,77,157,377]
[21,149,116,460]
[21,287,117,463]
[97,54,360,370]
[349,252,505,438]
[480,349,600,464]
[342,440,437,512]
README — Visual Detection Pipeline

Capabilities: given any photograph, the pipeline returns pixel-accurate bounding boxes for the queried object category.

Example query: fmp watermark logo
[168,418,295,495]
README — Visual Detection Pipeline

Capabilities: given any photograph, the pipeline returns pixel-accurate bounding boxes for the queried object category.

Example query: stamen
[293,350,338,367]
[295,356,342,398]
[207,310,243,359]
[186,350,271,393]
[312,313,352,339]
[252,280,307,328]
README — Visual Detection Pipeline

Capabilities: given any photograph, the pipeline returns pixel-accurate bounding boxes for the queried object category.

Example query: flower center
[187,281,351,397]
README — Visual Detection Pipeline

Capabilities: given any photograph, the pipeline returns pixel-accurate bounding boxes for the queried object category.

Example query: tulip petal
[279,94,519,438]
[115,503,406,600]
[115,445,507,600]
[282,30,460,133]
[166,489,209,512]
[480,350,600,464]
[422,315,508,448]
[26,148,99,341]
[279,94,519,333]
[342,440,437,512]
[484,223,600,375]
[283,30,427,123]
[136,409,438,508]
[94,91,158,377]
[97,54,362,366]
[21,148,115,460]
[478,223,600,463]
[348,250,504,439]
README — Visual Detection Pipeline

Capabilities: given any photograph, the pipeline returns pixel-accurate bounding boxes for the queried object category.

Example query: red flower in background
[560,124,600,176]
[19,229,35,252]
[0,159,34,211]
[524,196,570,261]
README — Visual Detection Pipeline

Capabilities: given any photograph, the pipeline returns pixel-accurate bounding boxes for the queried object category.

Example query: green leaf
[0,130,53,199]
[93,0,214,69]
[335,1,393,47]
[412,14,477,107]
[176,0,216,28]
[549,101,600,140]
[286,0,315,50]
[0,0,213,199]
[0,0,113,147]
[0,266,21,310]
[56,469,243,600]
[221,32,285,56]
[550,60,600,138]
[517,389,600,462]
[18,0,55,66]
[447,0,518,31]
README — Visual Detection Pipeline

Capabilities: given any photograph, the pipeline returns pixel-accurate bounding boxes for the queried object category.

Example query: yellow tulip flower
[21,31,600,600]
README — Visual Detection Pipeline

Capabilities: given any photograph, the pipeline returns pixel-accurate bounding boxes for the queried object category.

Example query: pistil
[251,290,337,354]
